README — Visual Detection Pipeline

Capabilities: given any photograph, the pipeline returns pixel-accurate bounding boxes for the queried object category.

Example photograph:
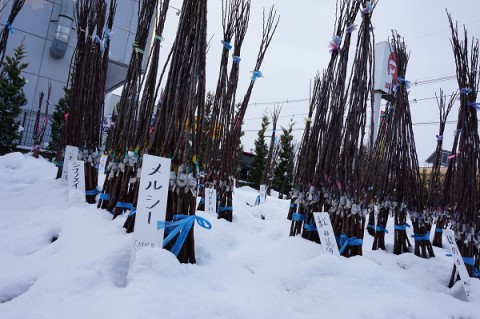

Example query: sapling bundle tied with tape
[145,0,207,263]
[289,0,359,240]
[197,0,249,218]
[0,0,25,65]
[429,89,456,248]
[60,0,117,203]
[445,13,480,283]
[260,105,282,194]
[366,32,434,258]
[329,0,376,257]
[296,0,361,246]
[215,4,279,222]
[97,0,159,215]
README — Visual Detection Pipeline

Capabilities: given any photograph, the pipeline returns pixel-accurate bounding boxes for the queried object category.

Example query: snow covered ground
[0,152,479,319]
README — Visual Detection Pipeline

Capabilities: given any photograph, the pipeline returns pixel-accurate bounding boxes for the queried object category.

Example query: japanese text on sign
[61,145,79,184]
[133,154,171,251]
[205,188,217,215]
[313,212,340,256]
[67,160,85,192]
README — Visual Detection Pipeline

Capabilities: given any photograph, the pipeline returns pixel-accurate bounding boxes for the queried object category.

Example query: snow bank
[0,152,478,319]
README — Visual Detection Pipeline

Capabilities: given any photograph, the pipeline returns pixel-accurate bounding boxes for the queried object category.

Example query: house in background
[420,149,452,175]
[0,0,142,148]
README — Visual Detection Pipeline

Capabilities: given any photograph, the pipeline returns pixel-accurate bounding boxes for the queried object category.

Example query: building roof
[425,149,452,167]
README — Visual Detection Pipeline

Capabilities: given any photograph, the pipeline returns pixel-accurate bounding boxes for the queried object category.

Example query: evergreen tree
[248,113,270,189]
[273,119,295,197]
[0,42,28,148]
[48,87,71,152]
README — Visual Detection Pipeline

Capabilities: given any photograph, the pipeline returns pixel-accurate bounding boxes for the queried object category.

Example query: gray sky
[159,0,480,165]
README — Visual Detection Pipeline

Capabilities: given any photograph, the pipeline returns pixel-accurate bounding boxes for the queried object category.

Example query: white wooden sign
[205,188,217,215]
[132,154,171,252]
[260,184,267,204]
[98,154,108,173]
[67,160,85,192]
[313,212,340,256]
[444,229,472,301]
[61,145,79,184]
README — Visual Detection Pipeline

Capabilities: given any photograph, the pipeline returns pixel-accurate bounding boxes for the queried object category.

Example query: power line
[246,74,459,107]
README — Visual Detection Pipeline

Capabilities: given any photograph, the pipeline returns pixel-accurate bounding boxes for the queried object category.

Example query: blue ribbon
[116,202,133,210]
[460,87,472,94]
[251,70,263,82]
[254,195,261,206]
[218,206,232,212]
[85,189,99,196]
[376,225,388,233]
[412,233,429,241]
[338,234,363,254]
[303,222,317,232]
[232,55,241,63]
[468,102,480,110]
[128,209,136,217]
[157,214,212,257]
[99,193,110,201]
[199,197,205,204]
[221,40,232,50]
[346,24,357,33]
[394,77,411,92]
[290,203,297,208]
[394,224,410,231]
[292,213,306,222]
[435,228,443,233]
[367,224,375,230]
[6,21,14,34]
[463,257,475,266]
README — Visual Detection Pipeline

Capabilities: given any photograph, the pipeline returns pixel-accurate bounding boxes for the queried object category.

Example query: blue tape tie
[435,228,443,233]
[290,203,297,208]
[338,234,363,254]
[254,195,261,206]
[157,214,212,257]
[85,189,99,196]
[474,268,480,278]
[232,55,241,63]
[199,197,205,204]
[221,40,232,50]
[412,233,430,241]
[367,224,375,230]
[116,202,133,210]
[376,225,388,233]
[292,213,306,222]
[394,224,410,231]
[218,206,232,212]
[251,70,263,82]
[128,209,136,217]
[6,21,14,34]
[99,193,110,201]
[463,257,475,266]
[303,222,316,232]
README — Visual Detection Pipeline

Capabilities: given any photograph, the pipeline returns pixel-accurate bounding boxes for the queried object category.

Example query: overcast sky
[158,0,480,165]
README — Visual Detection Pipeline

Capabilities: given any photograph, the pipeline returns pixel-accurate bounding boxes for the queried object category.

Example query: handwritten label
[205,188,217,215]
[260,184,267,204]
[313,212,340,256]
[444,229,472,301]
[67,160,85,192]
[132,154,171,252]
[61,145,79,184]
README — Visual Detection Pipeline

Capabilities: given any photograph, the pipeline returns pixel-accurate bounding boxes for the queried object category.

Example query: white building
[0,0,143,147]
